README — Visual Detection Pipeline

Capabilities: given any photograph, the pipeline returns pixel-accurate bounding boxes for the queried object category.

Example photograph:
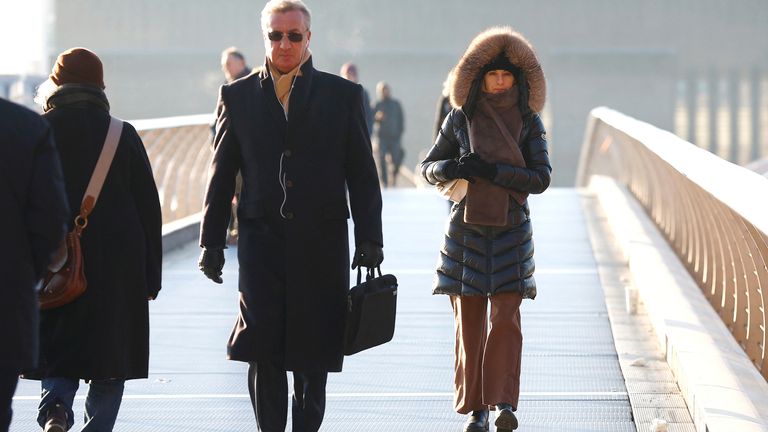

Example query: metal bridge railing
[133,114,214,225]
[577,107,768,380]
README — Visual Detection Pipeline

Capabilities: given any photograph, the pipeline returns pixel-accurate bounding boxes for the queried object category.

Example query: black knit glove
[198,247,225,284]
[459,153,497,180]
[351,241,384,269]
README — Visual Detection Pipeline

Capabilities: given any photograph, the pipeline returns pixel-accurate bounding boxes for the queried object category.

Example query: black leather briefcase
[344,267,398,355]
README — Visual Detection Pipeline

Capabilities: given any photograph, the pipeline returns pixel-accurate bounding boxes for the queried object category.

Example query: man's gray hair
[221,47,245,63]
[261,0,312,33]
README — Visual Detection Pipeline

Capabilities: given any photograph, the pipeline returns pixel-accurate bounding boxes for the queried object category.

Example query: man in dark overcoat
[0,99,69,432]
[197,1,384,431]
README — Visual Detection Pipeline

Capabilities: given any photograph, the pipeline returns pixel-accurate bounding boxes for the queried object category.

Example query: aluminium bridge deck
[11,188,642,431]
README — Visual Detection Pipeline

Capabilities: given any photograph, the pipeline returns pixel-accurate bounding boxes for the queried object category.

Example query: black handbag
[344,266,398,355]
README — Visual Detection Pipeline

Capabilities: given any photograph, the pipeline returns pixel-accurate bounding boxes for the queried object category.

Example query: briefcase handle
[356,266,383,285]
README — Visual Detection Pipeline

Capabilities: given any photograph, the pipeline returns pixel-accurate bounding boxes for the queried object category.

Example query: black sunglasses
[267,31,305,43]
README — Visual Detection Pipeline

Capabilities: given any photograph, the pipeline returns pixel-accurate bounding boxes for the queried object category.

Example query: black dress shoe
[495,403,518,431]
[44,403,68,432]
[463,409,489,432]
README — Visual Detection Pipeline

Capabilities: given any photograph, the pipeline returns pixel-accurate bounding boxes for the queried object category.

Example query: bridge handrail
[577,107,768,379]
[132,113,214,131]
[133,114,214,225]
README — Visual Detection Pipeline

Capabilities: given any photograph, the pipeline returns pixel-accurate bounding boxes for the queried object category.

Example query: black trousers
[0,372,19,432]
[248,362,328,432]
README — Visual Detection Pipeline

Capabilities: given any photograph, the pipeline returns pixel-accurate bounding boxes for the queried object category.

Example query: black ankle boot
[44,403,68,432]
[463,409,489,432]
[495,403,518,431]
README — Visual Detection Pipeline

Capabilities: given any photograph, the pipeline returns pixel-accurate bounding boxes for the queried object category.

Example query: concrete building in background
[36,0,768,185]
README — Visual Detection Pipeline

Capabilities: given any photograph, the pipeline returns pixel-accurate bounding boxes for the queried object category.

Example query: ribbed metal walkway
[11,188,639,431]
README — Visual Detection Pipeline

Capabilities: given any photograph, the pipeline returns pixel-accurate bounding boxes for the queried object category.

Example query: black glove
[441,159,461,180]
[351,241,384,269]
[442,159,475,183]
[459,153,497,180]
[198,247,225,284]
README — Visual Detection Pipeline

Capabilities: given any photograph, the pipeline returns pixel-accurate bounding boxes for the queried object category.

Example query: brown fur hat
[450,27,545,113]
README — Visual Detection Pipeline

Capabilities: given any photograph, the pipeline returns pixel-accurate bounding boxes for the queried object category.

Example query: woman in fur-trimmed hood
[420,27,551,432]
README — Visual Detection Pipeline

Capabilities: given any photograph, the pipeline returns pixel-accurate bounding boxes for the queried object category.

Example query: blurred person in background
[373,81,405,187]
[197,1,383,431]
[0,99,69,432]
[218,47,252,245]
[420,27,550,432]
[434,71,454,142]
[221,47,252,83]
[432,70,455,211]
[28,47,162,432]
[340,62,373,135]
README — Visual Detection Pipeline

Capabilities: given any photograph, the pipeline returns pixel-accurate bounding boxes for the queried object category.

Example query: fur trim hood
[450,27,545,113]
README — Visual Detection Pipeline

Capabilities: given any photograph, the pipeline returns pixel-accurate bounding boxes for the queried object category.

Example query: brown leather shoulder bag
[39,117,123,310]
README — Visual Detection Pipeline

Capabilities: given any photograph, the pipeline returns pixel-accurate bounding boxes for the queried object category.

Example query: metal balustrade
[133,114,214,225]
[577,107,768,379]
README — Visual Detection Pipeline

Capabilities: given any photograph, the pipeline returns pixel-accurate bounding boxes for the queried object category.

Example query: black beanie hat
[482,53,521,75]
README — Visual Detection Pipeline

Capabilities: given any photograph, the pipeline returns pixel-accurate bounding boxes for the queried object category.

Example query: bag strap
[75,116,123,232]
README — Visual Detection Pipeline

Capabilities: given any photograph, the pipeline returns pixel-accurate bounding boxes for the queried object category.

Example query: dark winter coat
[373,98,404,140]
[0,99,69,374]
[31,86,162,380]
[420,27,551,299]
[200,57,383,373]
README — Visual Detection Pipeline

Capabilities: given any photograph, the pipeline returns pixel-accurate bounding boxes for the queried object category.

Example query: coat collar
[259,56,315,125]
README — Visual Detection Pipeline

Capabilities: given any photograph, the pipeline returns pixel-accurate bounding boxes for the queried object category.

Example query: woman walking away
[27,47,162,432]
[420,27,550,432]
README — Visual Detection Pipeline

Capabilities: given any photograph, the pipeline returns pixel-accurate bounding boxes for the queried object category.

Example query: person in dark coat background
[340,62,374,135]
[197,1,383,431]
[433,71,455,213]
[221,47,252,83]
[373,81,405,187]
[433,71,454,142]
[27,47,163,432]
[0,99,69,432]
[217,47,253,245]
[212,47,253,140]
[420,27,550,432]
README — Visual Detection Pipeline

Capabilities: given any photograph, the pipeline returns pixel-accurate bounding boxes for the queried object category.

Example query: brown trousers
[450,292,523,414]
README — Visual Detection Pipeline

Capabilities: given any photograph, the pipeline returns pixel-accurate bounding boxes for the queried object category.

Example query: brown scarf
[464,87,527,226]
[267,48,312,116]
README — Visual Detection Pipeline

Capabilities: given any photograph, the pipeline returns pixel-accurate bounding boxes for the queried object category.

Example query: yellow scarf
[267,48,312,116]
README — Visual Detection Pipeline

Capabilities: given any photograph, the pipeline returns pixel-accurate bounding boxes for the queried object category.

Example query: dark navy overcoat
[0,99,68,374]
[200,57,383,372]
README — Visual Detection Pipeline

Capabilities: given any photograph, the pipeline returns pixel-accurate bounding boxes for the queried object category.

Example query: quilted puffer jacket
[420,26,551,298]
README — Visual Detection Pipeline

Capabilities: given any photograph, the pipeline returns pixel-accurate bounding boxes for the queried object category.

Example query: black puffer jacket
[421,109,550,298]
[420,26,551,299]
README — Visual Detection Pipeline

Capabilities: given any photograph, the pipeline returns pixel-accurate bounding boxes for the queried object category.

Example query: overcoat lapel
[287,58,314,129]
[258,68,289,136]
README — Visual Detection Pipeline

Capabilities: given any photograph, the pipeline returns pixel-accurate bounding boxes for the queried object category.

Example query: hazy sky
[0,0,47,75]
